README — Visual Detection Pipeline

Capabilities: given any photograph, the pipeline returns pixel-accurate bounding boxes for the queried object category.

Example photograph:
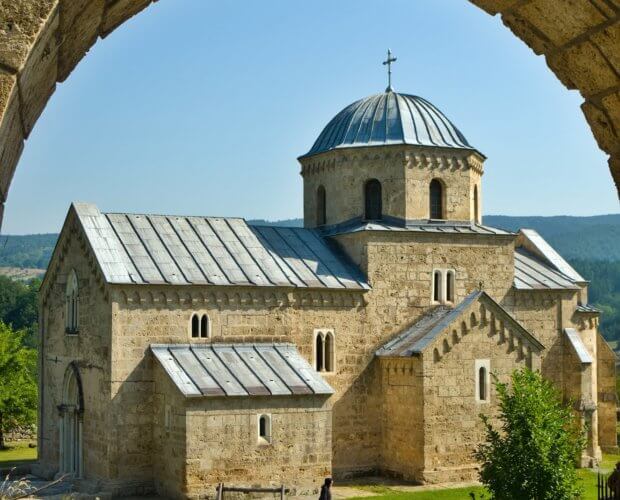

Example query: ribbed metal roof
[322,219,513,237]
[576,304,600,314]
[303,91,475,158]
[564,328,593,364]
[72,203,369,290]
[151,344,334,398]
[376,290,543,357]
[513,248,579,290]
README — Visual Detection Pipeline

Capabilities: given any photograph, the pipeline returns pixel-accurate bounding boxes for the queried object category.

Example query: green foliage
[475,369,585,500]
[0,234,57,269]
[0,323,37,449]
[0,277,39,348]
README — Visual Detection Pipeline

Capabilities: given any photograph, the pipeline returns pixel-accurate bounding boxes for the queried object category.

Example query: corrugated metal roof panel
[514,249,579,290]
[151,344,334,398]
[519,229,585,282]
[564,328,593,364]
[321,219,513,237]
[72,203,367,290]
[576,304,600,314]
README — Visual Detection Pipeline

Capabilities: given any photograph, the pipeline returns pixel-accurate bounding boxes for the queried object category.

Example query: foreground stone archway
[0,0,618,225]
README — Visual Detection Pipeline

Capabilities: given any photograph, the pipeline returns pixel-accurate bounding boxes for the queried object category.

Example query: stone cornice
[111,285,367,310]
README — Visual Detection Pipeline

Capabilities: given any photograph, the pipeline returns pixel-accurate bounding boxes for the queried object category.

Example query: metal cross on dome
[383,49,397,92]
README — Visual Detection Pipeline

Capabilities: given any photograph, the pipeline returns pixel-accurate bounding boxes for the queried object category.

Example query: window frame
[316,185,327,226]
[65,269,79,335]
[257,414,272,445]
[189,312,210,339]
[429,179,445,220]
[364,179,382,221]
[314,328,335,374]
[475,359,490,403]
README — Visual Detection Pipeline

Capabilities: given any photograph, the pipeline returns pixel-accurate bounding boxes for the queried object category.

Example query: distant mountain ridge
[0,214,618,270]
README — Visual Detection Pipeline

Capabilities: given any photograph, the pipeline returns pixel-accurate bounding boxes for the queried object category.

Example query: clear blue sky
[3,0,618,234]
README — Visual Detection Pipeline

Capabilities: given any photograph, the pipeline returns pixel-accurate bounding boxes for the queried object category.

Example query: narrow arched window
[446,271,455,303]
[315,333,324,371]
[316,185,326,226]
[200,314,209,338]
[433,271,441,303]
[479,367,487,401]
[429,179,444,219]
[324,332,334,372]
[191,314,199,338]
[473,185,479,223]
[364,179,382,220]
[65,270,79,334]
[258,414,271,444]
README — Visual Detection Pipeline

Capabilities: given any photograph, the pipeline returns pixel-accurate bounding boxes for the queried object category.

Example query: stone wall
[597,333,618,453]
[301,146,483,228]
[37,216,113,482]
[419,295,539,483]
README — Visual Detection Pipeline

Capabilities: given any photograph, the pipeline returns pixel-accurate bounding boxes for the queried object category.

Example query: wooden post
[280,484,285,500]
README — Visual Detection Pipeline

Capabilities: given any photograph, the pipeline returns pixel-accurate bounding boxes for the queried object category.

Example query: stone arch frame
[58,361,84,478]
[189,311,210,338]
[0,0,617,228]
[363,178,382,221]
[313,328,335,373]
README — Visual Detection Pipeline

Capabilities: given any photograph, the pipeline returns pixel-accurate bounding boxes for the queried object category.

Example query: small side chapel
[37,65,617,498]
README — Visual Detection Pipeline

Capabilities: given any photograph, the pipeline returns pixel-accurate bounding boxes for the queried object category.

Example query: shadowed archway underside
[0,0,618,227]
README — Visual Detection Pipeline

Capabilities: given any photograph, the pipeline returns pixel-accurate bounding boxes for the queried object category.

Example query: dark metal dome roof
[302,91,474,158]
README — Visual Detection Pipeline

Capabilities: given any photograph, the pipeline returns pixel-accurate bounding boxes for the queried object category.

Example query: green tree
[475,369,585,500]
[0,322,37,449]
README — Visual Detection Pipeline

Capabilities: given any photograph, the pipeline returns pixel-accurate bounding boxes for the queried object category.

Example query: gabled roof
[151,343,334,398]
[514,248,580,290]
[518,229,585,283]
[564,328,593,364]
[70,202,368,290]
[576,304,600,314]
[376,290,544,357]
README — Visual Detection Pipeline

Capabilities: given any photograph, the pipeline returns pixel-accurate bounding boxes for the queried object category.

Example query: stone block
[57,0,105,82]
[548,40,618,96]
[0,0,56,71]
[591,21,620,75]
[100,0,153,38]
[0,84,23,199]
[518,0,607,47]
[582,93,619,154]
[502,12,552,55]
[18,8,58,136]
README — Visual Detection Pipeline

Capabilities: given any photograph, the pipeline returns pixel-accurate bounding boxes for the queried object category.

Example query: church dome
[303,91,475,158]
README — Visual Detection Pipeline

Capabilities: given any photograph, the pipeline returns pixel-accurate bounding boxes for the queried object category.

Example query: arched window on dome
[316,185,326,226]
[429,179,444,220]
[364,179,382,220]
[473,185,479,223]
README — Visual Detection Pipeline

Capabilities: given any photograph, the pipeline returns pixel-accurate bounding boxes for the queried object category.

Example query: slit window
[473,185,479,223]
[65,270,79,334]
[446,271,455,303]
[479,367,487,401]
[433,271,442,303]
[364,179,382,220]
[316,185,326,226]
[258,414,271,444]
[475,360,490,403]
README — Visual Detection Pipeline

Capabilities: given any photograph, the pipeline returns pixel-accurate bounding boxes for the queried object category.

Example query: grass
[0,442,37,468]
[348,453,620,499]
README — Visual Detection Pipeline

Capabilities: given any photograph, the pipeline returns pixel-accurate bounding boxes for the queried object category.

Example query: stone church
[37,86,617,498]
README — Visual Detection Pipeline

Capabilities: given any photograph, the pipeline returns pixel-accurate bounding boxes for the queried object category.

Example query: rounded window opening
[433,270,442,303]
[446,271,455,303]
[258,414,272,444]
[364,179,382,221]
[315,329,335,373]
[429,179,444,220]
[65,269,79,335]
[316,185,326,226]
[190,313,210,338]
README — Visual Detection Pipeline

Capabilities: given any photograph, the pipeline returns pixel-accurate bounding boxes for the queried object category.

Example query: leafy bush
[475,369,585,500]
[0,324,37,450]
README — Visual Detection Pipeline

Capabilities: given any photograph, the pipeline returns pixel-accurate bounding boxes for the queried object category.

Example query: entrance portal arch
[58,361,84,478]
